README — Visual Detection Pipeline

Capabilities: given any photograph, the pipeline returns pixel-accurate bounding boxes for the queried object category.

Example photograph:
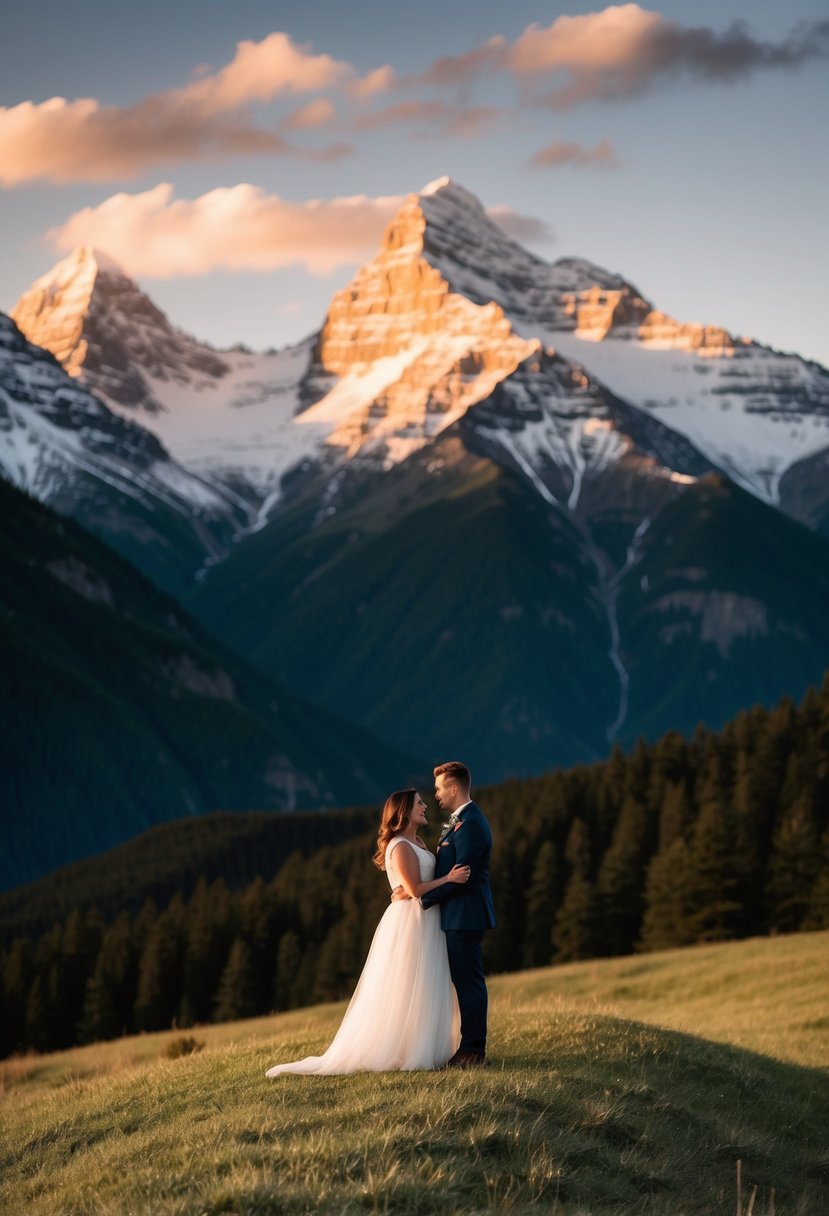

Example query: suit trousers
[445,929,487,1055]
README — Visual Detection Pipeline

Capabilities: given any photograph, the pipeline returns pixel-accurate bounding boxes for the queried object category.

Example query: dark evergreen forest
[3,678,828,1059]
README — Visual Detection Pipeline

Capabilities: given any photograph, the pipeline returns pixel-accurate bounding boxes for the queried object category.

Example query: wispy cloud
[282,98,338,130]
[348,65,397,99]
[46,183,550,277]
[411,6,829,111]
[508,5,829,109]
[528,138,620,169]
[0,32,356,186]
[6,9,817,188]
[414,36,509,89]
[352,99,499,138]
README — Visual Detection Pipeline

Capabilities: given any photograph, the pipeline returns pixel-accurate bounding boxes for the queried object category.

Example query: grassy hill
[3,932,827,1215]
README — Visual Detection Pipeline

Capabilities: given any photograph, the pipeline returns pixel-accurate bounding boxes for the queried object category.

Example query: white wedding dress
[266,836,459,1075]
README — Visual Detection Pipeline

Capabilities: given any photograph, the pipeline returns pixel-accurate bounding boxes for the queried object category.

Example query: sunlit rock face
[10,179,829,528]
[11,246,229,413]
[304,191,537,464]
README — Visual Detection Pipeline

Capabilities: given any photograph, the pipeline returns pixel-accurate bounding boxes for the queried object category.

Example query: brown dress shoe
[446,1050,486,1068]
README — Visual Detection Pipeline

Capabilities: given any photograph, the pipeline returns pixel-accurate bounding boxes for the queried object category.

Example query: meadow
[2,930,827,1215]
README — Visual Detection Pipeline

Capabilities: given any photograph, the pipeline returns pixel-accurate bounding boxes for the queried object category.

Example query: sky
[1,0,828,365]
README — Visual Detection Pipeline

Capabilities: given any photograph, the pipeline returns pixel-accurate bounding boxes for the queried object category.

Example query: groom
[395,760,496,1067]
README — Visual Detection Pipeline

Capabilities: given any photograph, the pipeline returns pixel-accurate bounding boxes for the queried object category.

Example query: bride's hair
[373,788,418,870]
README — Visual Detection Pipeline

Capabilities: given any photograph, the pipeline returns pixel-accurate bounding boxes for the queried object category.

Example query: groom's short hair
[434,760,471,790]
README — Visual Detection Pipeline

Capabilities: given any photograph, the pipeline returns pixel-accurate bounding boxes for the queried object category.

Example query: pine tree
[213,937,257,1022]
[638,837,694,951]
[685,760,742,943]
[596,796,648,956]
[182,878,227,1025]
[25,975,50,1051]
[133,904,184,1033]
[274,930,302,1010]
[552,871,597,962]
[804,826,829,930]
[765,794,820,933]
[73,912,133,1044]
[552,819,597,962]
[523,841,558,968]
[58,908,104,1049]
[1,938,32,1056]
[78,963,120,1045]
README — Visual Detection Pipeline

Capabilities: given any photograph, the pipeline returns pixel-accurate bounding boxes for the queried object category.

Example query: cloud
[352,99,499,138]
[415,36,509,89]
[173,31,351,110]
[47,183,406,275]
[528,137,620,169]
[0,97,299,185]
[282,98,337,130]
[0,32,354,185]
[46,183,550,277]
[508,5,829,109]
[348,65,397,98]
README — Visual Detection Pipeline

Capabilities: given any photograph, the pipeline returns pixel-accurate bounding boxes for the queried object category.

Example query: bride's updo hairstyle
[373,788,418,870]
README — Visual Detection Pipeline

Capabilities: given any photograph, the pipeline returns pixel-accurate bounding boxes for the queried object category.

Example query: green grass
[2,932,828,1215]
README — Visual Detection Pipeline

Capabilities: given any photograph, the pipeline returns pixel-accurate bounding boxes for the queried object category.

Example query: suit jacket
[420,801,496,931]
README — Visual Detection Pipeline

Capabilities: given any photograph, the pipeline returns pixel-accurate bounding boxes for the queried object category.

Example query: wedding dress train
[266,836,459,1075]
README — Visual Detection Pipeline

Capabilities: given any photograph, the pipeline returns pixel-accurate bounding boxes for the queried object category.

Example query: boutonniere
[438,811,464,842]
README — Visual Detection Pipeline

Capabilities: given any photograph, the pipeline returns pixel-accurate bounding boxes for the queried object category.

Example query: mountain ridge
[0,477,420,890]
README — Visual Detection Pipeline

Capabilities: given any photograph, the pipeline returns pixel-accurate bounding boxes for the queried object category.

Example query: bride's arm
[392,842,469,899]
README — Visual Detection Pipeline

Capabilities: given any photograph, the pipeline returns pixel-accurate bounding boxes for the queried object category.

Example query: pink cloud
[508,5,829,109]
[349,65,397,99]
[282,98,337,130]
[174,31,351,111]
[352,99,499,138]
[47,184,409,276]
[46,183,550,277]
[0,32,354,186]
[415,36,509,88]
[528,137,620,169]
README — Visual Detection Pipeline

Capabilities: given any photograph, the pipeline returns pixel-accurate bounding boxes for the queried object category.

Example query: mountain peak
[420,175,453,195]
[29,245,127,295]
[68,244,125,275]
[12,245,229,411]
[418,176,485,211]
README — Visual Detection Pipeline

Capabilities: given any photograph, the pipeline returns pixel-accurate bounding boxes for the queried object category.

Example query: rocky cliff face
[12,183,829,528]
[0,311,248,593]
[11,246,229,412]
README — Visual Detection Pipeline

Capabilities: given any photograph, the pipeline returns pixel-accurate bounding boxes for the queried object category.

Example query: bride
[265,788,468,1076]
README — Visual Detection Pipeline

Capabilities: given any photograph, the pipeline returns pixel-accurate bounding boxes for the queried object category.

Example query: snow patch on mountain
[550,333,829,504]
[0,311,246,528]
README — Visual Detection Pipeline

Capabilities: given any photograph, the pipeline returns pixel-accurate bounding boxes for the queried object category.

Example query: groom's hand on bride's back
[390,885,412,901]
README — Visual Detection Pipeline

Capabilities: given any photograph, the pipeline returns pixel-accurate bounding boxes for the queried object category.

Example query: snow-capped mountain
[11,246,322,503]
[8,178,829,778]
[11,245,229,412]
[13,187,829,539]
[411,180,829,513]
[0,311,249,592]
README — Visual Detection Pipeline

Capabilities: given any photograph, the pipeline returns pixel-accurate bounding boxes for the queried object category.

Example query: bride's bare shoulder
[385,835,416,860]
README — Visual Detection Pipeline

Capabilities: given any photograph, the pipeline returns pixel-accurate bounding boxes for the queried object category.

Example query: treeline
[0,808,376,946]
[3,682,828,1058]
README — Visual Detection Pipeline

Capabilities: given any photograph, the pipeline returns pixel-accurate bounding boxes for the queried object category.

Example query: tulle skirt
[266,900,459,1075]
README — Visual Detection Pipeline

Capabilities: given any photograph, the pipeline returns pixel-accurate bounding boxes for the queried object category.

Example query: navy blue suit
[420,801,496,1055]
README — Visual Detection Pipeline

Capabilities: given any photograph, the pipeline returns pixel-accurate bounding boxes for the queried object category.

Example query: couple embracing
[266,761,496,1076]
